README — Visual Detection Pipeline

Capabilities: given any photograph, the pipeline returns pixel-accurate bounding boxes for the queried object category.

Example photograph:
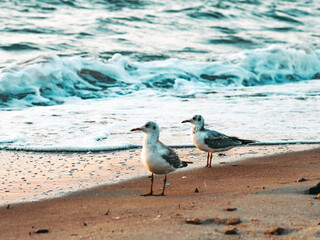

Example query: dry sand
[0,146,320,239]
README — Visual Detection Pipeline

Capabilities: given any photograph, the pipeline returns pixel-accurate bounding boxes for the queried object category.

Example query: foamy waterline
[1,142,320,153]
[0,77,319,152]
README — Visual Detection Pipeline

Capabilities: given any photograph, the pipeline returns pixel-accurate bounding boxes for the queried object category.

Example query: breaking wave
[1,45,320,107]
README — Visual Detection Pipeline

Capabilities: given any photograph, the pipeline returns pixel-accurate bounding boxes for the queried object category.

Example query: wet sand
[0,144,318,205]
[0,146,320,239]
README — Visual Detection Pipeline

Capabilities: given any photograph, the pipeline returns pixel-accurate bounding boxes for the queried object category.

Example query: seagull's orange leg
[208,153,213,168]
[141,173,154,196]
[206,152,210,167]
[160,174,167,196]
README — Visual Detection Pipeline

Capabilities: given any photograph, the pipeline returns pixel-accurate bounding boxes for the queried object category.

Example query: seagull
[131,121,189,196]
[182,115,256,168]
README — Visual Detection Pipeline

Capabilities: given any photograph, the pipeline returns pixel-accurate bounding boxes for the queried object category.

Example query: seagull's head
[182,115,204,128]
[131,121,160,136]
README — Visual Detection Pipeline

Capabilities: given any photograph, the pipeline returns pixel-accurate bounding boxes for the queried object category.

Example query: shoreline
[1,140,320,152]
[1,144,320,206]
[0,147,319,239]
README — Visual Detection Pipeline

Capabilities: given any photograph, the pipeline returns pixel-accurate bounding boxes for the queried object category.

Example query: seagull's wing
[160,142,182,168]
[204,129,242,149]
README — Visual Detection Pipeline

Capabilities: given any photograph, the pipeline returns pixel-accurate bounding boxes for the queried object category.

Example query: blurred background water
[0,0,319,151]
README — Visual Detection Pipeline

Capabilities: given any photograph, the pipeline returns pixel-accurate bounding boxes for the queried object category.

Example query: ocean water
[0,0,320,151]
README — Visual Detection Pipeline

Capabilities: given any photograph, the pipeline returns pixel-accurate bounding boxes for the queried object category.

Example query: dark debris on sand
[225,207,237,212]
[309,182,320,195]
[34,229,49,234]
[296,177,307,182]
[266,227,286,235]
[224,228,238,235]
[185,217,241,226]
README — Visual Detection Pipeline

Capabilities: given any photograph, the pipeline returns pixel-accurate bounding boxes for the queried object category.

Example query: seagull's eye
[153,126,156,130]
[145,124,150,128]
[197,116,201,121]
[192,117,196,120]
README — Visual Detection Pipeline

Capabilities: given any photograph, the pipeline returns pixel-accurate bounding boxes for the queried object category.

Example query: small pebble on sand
[224,228,238,235]
[266,227,286,235]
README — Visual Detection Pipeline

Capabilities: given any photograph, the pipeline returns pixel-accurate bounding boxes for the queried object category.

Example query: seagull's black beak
[130,127,142,132]
[181,119,191,123]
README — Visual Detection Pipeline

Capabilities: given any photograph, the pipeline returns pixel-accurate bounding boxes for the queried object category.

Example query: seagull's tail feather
[179,161,192,168]
[230,137,257,145]
[240,139,257,144]
[183,161,193,164]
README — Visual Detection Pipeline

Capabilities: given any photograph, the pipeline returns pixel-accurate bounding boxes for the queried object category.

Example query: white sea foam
[0,46,319,151]
[0,45,319,108]
[0,78,319,152]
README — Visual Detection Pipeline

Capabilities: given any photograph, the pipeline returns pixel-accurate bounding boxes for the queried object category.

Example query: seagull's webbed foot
[155,193,165,197]
[141,192,153,197]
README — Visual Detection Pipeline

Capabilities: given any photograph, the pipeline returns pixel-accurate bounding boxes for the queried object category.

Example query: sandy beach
[0,144,318,205]
[0,146,319,239]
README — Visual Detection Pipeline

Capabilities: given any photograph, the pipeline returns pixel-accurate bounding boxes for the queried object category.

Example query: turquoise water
[0,0,319,150]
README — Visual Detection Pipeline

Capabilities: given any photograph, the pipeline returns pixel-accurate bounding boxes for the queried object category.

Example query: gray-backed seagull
[131,121,189,196]
[182,115,256,168]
